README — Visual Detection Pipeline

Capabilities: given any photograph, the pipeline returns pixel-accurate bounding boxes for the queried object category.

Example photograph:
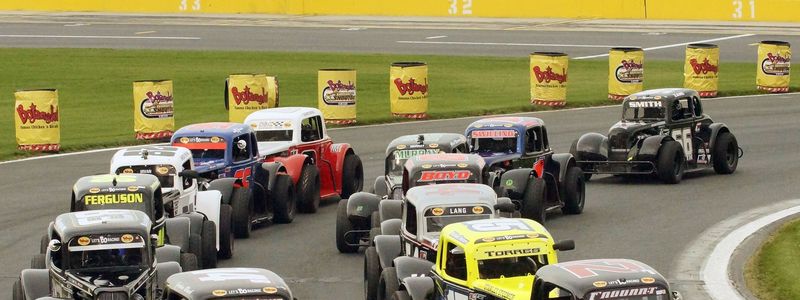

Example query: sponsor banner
[757,41,791,93]
[227,74,278,123]
[133,80,174,140]
[530,52,568,107]
[318,69,357,124]
[390,62,428,119]
[15,89,60,152]
[608,47,644,101]
[684,43,720,97]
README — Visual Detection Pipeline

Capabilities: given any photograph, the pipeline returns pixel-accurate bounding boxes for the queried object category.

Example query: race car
[172,122,296,237]
[383,218,574,300]
[244,107,364,212]
[372,133,468,198]
[571,88,741,184]
[111,145,233,268]
[163,268,293,300]
[533,259,682,300]
[363,184,516,300]
[14,210,183,300]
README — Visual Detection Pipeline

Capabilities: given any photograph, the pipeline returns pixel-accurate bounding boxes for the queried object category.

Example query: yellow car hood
[472,276,534,300]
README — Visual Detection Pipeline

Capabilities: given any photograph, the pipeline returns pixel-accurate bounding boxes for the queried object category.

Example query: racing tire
[521,178,547,224]
[39,234,49,254]
[371,211,380,229]
[201,220,218,268]
[218,204,234,259]
[657,141,685,184]
[30,254,46,269]
[393,291,411,300]
[561,166,586,215]
[274,174,297,223]
[296,166,320,214]
[230,187,252,239]
[713,132,739,174]
[13,278,23,300]
[378,267,399,300]
[364,246,381,300]
[188,233,203,268]
[336,200,359,253]
[180,253,199,271]
[369,227,381,247]
[341,154,364,199]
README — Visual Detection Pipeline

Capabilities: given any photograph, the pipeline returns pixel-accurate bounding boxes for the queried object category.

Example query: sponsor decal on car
[83,193,144,206]
[77,236,91,246]
[212,290,227,297]
[471,130,517,138]
[627,101,662,108]
[587,287,663,300]
[418,170,472,182]
[394,149,441,160]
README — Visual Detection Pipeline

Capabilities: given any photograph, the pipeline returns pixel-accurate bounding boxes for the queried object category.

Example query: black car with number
[571,88,741,184]
[163,268,294,300]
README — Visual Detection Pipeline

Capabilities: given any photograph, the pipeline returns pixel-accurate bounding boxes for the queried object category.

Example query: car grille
[96,291,129,300]
[608,128,629,150]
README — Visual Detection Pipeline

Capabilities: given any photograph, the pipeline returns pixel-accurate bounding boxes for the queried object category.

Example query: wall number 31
[732,0,755,19]
[448,0,473,15]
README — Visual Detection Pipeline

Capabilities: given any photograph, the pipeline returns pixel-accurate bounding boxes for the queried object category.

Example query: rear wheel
[341,154,364,199]
[336,200,359,253]
[13,278,23,300]
[201,220,218,268]
[217,204,234,259]
[274,174,297,223]
[297,166,320,214]
[562,167,586,215]
[378,267,399,300]
[180,253,198,271]
[30,254,46,269]
[713,132,739,174]
[521,178,547,224]
[657,141,685,184]
[364,246,381,300]
[230,187,252,238]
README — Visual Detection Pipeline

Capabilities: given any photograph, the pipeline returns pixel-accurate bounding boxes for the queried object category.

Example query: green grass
[0,48,796,160]
[746,218,800,300]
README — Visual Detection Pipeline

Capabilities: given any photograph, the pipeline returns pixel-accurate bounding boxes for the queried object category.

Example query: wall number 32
[732,0,755,19]
[179,0,201,11]
[448,0,473,15]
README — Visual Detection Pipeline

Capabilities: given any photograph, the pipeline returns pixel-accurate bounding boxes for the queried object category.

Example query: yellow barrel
[530,52,569,107]
[133,80,174,140]
[684,43,720,97]
[318,69,357,125]
[608,47,644,101]
[390,62,428,119]
[226,74,278,123]
[757,40,791,93]
[14,89,60,151]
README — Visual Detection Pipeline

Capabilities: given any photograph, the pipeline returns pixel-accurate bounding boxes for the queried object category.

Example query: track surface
[2,93,800,299]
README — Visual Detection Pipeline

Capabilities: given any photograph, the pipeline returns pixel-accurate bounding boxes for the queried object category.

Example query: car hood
[476,152,521,167]
[257,142,291,157]
[67,268,146,288]
[610,120,663,132]
[193,158,227,174]
[472,276,534,300]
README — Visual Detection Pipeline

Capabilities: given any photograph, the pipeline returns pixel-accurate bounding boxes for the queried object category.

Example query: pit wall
[1,0,798,22]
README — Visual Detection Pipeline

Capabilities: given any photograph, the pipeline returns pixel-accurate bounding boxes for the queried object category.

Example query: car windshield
[622,101,665,121]
[426,214,490,233]
[584,286,670,300]
[115,165,175,188]
[255,130,293,142]
[477,254,547,279]
[190,149,225,160]
[387,149,441,176]
[68,247,146,270]
[470,137,517,154]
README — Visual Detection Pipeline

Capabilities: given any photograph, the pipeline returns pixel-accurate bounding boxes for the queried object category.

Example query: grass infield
[0,48,796,160]
[745,217,800,300]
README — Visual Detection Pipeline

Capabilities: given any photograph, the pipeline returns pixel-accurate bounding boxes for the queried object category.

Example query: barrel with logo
[608,47,644,101]
[15,89,60,152]
[318,69,357,125]
[530,52,568,107]
[133,80,174,140]
[390,62,428,119]
[684,44,720,97]
[757,41,791,93]
[226,74,278,123]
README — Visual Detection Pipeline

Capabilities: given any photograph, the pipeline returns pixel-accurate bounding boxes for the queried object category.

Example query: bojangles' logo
[616,59,644,83]
[533,66,567,84]
[690,58,718,74]
[762,52,791,75]
[326,80,355,92]
[231,86,268,105]
[17,103,59,124]
[393,78,428,96]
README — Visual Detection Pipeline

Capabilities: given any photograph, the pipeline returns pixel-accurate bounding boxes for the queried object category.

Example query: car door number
[671,128,693,161]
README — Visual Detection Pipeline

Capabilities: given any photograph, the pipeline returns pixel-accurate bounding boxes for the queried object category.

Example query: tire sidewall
[521,178,547,224]
[298,166,320,214]
[562,167,585,214]
[231,187,252,238]
[201,220,218,268]
[364,246,381,300]
[217,204,234,259]
[336,199,359,253]
[341,154,364,199]
[657,141,685,184]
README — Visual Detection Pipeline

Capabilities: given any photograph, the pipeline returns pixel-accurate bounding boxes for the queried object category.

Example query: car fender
[347,192,382,219]
[574,133,608,161]
[638,135,671,160]
[709,123,730,153]
[499,168,533,200]
[272,154,309,184]
[155,244,182,264]
[20,269,49,300]
[195,190,222,249]
[260,162,286,191]
[550,153,575,183]
[401,276,435,300]
[373,176,389,197]
[164,217,191,251]
[379,199,403,221]
[156,261,182,289]
[380,219,402,236]
[394,256,435,281]
[326,142,353,173]
[207,178,237,205]
[374,235,402,269]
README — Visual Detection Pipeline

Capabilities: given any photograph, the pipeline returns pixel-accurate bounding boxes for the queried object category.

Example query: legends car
[372,133,468,198]
[533,259,682,300]
[111,145,234,268]
[467,117,587,223]
[244,107,364,213]
[14,210,183,300]
[363,184,516,300]
[163,268,294,300]
[571,88,741,184]
[384,218,574,300]
[172,122,296,237]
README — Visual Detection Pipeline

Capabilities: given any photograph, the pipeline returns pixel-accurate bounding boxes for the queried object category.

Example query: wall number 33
[179,0,201,11]
[448,0,473,15]
[732,0,755,19]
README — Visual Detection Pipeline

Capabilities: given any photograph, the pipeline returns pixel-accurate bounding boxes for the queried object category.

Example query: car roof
[73,174,160,198]
[406,183,497,208]
[404,153,485,171]
[466,117,544,131]
[245,107,321,125]
[54,210,151,240]
[386,133,467,154]
[173,122,252,138]
[441,218,553,247]
[535,259,669,296]
[111,146,192,169]
[625,88,699,102]
[166,268,292,300]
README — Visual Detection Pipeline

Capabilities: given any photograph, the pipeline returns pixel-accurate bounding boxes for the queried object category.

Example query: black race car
[571,88,741,184]
[163,268,293,300]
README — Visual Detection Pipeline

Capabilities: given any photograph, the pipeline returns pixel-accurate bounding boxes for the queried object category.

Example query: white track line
[396,40,619,48]
[703,203,800,300]
[573,33,754,60]
[425,35,447,39]
[0,34,200,40]
[1,91,797,166]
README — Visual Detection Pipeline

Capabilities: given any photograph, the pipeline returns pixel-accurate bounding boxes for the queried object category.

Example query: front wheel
[364,246,381,300]
[341,154,364,199]
[30,254,46,269]
[561,167,586,215]
[217,204,234,259]
[378,267,399,300]
[201,220,218,268]
[230,187,252,238]
[657,141,685,184]
[274,174,297,223]
[521,178,547,224]
[336,200,359,253]
[713,132,739,174]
